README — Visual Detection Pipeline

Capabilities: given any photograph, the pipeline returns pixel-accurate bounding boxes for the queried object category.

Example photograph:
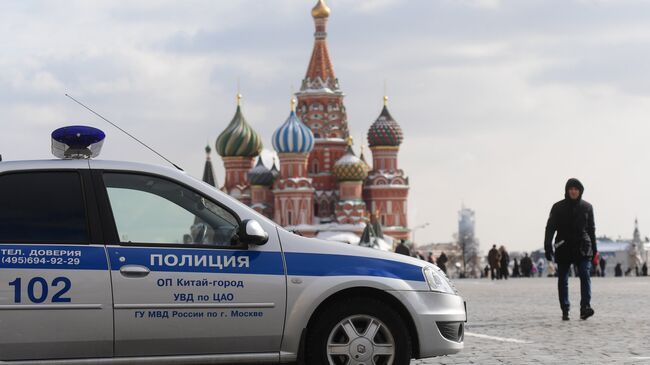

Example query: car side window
[0,171,88,243]
[103,173,239,246]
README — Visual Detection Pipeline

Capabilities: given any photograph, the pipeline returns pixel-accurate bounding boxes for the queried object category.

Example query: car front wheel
[306,297,412,365]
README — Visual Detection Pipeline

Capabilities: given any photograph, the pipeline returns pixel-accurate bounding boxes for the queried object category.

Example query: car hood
[277,227,430,269]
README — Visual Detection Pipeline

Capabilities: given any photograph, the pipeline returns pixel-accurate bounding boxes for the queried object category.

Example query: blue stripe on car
[284,252,425,282]
[0,245,425,282]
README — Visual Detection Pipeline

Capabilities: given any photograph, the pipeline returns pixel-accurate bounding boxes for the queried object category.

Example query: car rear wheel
[306,297,412,365]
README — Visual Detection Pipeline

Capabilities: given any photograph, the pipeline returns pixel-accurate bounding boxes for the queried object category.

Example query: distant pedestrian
[427,252,435,264]
[488,245,501,280]
[394,240,410,256]
[642,262,648,276]
[615,263,623,277]
[499,246,510,280]
[627,243,641,276]
[483,265,489,278]
[437,252,448,274]
[591,251,600,277]
[544,178,597,321]
[512,259,520,278]
[520,253,533,277]
[537,259,545,278]
[599,257,607,277]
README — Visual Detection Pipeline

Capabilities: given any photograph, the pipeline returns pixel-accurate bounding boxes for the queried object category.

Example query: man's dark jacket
[544,178,597,264]
[395,243,410,256]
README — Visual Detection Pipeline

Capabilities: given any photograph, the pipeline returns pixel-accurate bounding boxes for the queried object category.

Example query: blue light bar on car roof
[51,125,105,159]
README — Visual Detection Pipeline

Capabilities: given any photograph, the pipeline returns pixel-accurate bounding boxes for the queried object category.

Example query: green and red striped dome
[216,102,263,158]
[367,105,403,148]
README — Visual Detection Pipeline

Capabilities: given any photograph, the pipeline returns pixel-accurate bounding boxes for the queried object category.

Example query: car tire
[306,296,412,365]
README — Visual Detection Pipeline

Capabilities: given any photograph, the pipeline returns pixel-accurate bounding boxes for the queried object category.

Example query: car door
[0,169,113,361]
[94,170,286,357]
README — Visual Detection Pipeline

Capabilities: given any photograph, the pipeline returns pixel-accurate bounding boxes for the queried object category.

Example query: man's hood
[565,178,584,200]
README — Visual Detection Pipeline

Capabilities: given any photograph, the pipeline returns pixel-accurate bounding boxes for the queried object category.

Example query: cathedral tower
[295,0,349,222]
[215,94,263,205]
[364,96,410,240]
[247,157,278,219]
[272,98,316,227]
[333,137,369,224]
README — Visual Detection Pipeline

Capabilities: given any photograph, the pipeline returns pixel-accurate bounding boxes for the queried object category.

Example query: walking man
[488,245,501,280]
[520,253,533,277]
[544,178,597,321]
[499,245,510,280]
[599,256,606,277]
[394,239,410,256]
[437,251,448,274]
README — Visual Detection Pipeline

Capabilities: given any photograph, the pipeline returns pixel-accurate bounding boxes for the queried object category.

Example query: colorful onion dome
[312,0,331,18]
[367,96,403,148]
[216,94,263,157]
[247,157,276,186]
[334,137,369,181]
[272,98,314,154]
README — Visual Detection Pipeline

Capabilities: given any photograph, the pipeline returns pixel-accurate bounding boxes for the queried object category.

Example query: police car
[0,126,465,364]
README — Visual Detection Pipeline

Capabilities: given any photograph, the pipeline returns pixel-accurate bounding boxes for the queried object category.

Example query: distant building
[582,219,647,276]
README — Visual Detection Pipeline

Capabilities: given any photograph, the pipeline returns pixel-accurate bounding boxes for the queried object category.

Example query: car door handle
[119,265,150,278]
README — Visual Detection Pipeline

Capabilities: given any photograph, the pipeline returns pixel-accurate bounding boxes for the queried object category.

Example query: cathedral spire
[302,0,338,92]
[312,0,331,19]
[202,144,216,187]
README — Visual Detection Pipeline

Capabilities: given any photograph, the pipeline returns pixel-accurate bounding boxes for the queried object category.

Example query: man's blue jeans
[557,258,592,311]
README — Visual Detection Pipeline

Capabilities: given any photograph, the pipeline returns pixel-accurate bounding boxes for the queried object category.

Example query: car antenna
[65,93,184,171]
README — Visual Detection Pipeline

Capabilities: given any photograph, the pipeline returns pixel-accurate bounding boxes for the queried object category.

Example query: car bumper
[389,290,466,359]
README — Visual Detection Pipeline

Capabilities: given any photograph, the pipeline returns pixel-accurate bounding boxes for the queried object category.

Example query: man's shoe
[562,310,570,321]
[580,307,595,320]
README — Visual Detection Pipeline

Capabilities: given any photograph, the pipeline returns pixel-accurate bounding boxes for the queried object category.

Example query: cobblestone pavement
[413,277,650,365]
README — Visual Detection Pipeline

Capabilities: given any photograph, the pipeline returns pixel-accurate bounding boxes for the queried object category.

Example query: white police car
[0,126,465,364]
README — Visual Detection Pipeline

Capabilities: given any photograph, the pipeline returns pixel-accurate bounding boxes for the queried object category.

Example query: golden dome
[311,0,331,18]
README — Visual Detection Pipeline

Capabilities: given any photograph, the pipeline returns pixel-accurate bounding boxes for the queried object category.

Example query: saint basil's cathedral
[205,0,410,244]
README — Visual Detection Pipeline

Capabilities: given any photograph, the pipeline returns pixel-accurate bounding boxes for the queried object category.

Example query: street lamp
[411,222,430,247]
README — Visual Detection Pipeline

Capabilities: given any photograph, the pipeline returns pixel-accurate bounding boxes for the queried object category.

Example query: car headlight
[422,266,457,294]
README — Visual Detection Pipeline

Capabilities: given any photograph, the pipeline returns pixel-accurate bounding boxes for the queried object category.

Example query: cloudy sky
[1,0,649,253]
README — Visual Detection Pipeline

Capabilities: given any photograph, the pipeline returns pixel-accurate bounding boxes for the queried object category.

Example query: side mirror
[239,219,269,246]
